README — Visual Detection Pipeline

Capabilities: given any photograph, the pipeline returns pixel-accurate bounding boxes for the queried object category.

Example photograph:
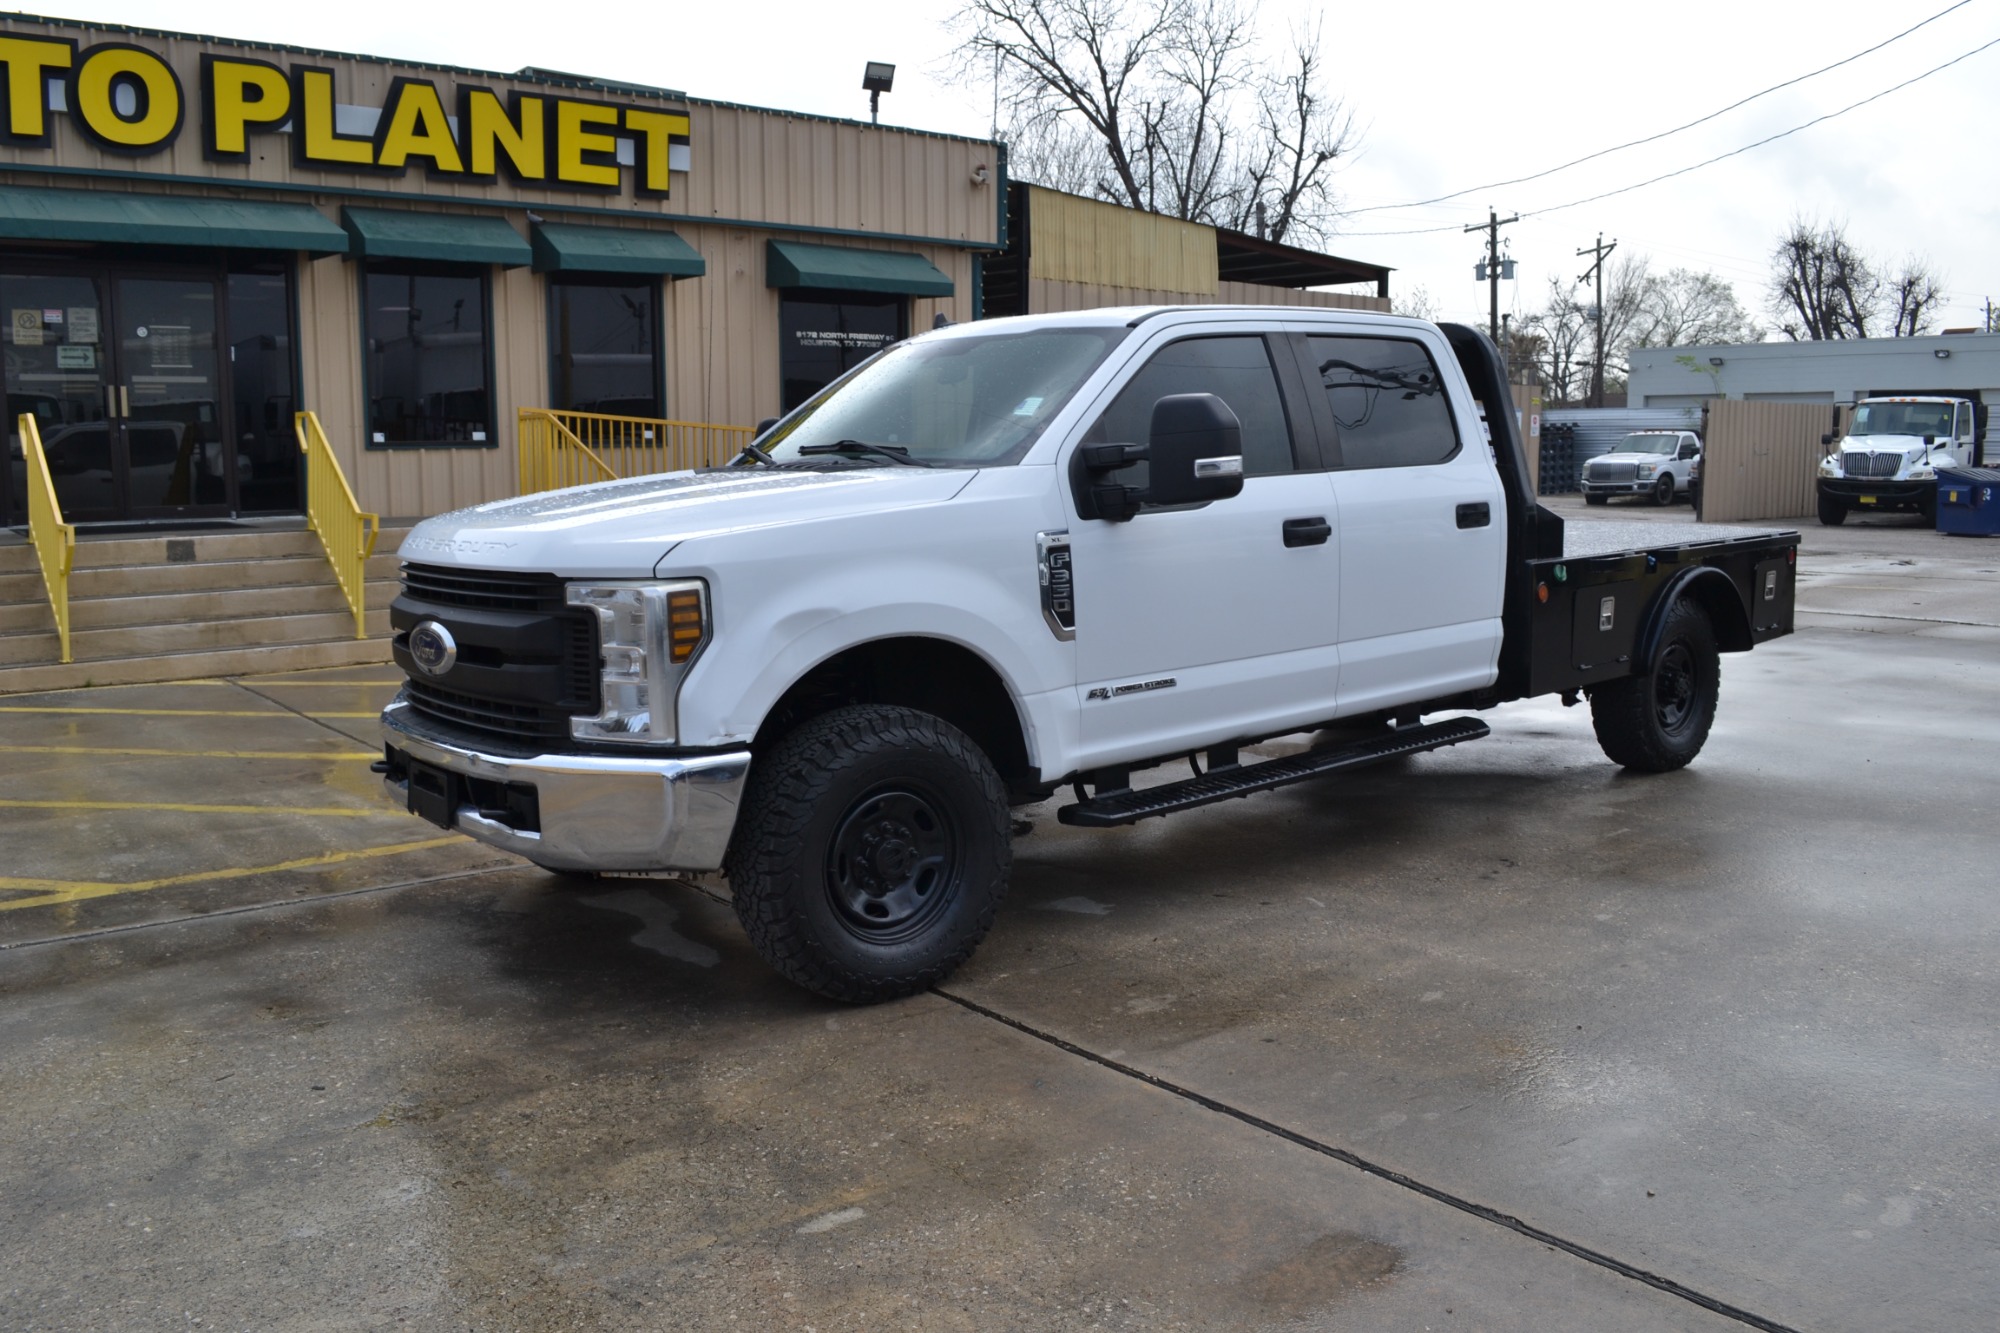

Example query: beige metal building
[1,12,1391,534]
[1,12,1000,526]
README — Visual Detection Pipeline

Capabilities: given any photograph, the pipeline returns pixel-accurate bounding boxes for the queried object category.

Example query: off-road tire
[1817,496,1848,526]
[726,704,1011,1004]
[1590,598,1720,773]
[1584,492,1609,506]
[1652,474,1676,506]
[1920,490,1938,525]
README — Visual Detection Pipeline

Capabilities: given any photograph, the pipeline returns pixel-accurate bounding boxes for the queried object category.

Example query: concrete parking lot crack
[933,986,1804,1333]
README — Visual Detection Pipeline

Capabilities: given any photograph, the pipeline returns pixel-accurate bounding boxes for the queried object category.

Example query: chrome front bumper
[380,700,751,872]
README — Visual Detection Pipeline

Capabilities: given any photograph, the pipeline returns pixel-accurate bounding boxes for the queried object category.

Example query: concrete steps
[0,522,412,694]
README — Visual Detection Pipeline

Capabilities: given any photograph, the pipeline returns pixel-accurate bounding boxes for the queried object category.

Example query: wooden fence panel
[1699,400,1845,524]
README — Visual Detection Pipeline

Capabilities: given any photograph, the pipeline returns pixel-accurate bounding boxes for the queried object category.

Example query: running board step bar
[1057,716,1491,828]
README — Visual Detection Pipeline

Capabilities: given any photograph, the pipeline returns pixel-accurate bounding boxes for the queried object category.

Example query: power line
[1334,31,2000,239]
[1346,0,1975,216]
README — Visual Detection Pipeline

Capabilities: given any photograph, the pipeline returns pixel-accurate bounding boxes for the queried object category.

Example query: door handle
[1456,502,1491,529]
[1282,516,1332,547]
[105,385,118,419]
[119,385,130,418]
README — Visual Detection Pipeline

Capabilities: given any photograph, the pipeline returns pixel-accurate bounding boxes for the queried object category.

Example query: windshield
[1619,433,1678,455]
[1852,402,1954,438]
[761,327,1126,466]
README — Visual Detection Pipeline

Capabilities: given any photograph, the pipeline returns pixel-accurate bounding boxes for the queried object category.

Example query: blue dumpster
[1936,467,2000,536]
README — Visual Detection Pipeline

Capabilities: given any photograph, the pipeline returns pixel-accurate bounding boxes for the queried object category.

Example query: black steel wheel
[726,704,1010,1003]
[1589,598,1720,772]
[1653,473,1675,506]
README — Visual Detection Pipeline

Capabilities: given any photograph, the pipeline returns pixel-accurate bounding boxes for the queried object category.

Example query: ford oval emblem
[409,620,457,677]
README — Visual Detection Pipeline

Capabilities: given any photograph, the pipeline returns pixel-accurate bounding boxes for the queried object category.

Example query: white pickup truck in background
[1581,429,1702,507]
[377,308,1799,1002]
[1817,395,1980,525]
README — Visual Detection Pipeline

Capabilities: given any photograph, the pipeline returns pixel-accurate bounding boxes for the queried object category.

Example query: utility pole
[1577,233,1617,407]
[1465,208,1519,340]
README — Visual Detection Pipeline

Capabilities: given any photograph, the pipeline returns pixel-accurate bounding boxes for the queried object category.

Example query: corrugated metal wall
[1543,407,1704,465]
[1698,400,1845,524]
[1026,187,1216,292]
[0,17,997,245]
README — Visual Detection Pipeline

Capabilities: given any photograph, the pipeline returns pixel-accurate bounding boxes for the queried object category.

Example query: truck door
[1061,330,1340,768]
[1302,331,1506,712]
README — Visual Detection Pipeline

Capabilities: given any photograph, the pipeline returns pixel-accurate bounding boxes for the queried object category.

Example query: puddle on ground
[1243,1230,1403,1317]
[579,888,720,967]
[1036,896,1112,915]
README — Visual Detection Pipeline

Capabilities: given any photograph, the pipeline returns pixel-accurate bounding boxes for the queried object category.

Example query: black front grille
[393,563,600,748]
[404,680,575,746]
[400,562,569,614]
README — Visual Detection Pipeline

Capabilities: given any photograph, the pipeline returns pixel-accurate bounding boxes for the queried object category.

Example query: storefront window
[779,291,904,413]
[548,277,662,418]
[363,264,492,447]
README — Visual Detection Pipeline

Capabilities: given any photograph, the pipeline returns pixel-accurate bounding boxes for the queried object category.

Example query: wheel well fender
[1639,566,1751,663]
[755,637,1035,796]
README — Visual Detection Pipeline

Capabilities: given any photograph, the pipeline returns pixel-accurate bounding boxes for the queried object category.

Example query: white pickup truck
[1581,429,1702,507]
[378,308,1799,1001]
[1816,395,1980,525]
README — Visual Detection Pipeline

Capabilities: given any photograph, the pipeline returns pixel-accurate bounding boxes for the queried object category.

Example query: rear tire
[1584,493,1609,506]
[1817,496,1848,526]
[1590,599,1720,773]
[1652,474,1675,506]
[726,704,1011,1004]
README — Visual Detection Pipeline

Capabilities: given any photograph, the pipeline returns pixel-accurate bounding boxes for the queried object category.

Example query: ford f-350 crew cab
[378,308,1799,1002]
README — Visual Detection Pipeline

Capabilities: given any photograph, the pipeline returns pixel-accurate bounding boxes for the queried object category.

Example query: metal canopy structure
[1213,228,1391,297]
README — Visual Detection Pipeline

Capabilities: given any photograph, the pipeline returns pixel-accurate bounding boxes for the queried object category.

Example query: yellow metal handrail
[18,414,75,664]
[518,409,618,494]
[517,408,754,494]
[295,411,380,639]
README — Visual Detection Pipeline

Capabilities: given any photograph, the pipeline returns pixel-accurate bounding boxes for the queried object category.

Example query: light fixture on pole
[863,62,895,124]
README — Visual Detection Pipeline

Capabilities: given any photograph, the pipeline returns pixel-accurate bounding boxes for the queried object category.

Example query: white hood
[395,467,978,576]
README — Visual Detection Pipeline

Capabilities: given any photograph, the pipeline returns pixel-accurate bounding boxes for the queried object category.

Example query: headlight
[565,580,710,745]
[1635,463,1656,478]
[1909,465,1935,481]
[1818,456,1841,477]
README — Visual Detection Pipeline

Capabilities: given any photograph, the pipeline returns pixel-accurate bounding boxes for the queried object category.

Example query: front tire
[1818,495,1848,526]
[726,704,1011,1003]
[1584,492,1609,506]
[1652,474,1675,506]
[1590,599,1720,773]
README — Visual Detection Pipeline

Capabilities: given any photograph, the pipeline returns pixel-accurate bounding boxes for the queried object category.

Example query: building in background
[0,14,1394,530]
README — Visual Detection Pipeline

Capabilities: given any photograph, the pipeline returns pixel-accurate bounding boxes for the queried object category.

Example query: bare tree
[951,0,1358,242]
[1524,277,1593,406]
[1768,218,1879,340]
[1885,258,1946,337]
[1390,283,1440,322]
[1628,268,1761,348]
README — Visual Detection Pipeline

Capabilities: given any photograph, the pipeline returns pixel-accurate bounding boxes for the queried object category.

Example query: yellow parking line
[0,799,391,817]
[0,836,469,911]
[243,680,405,687]
[0,745,376,760]
[0,706,375,717]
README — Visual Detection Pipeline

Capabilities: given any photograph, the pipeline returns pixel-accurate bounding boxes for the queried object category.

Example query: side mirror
[1144,393,1246,508]
[1821,432,1834,446]
[1071,392,1246,521]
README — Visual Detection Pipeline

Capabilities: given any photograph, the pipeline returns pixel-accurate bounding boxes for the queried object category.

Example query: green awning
[766,240,954,297]
[0,185,348,255]
[342,207,533,268]
[531,222,705,277]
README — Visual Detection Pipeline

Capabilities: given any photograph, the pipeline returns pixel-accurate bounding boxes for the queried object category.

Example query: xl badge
[408,620,458,677]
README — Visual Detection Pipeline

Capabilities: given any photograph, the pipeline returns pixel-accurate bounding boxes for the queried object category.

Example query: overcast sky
[58,0,2000,337]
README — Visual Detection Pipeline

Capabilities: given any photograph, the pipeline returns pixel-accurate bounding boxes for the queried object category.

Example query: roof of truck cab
[927,306,1438,338]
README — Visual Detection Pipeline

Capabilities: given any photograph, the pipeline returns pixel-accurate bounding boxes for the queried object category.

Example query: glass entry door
[4,268,228,521]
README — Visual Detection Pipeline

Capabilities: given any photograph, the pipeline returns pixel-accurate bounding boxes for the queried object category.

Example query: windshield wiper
[796,439,936,467]
[732,440,778,466]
